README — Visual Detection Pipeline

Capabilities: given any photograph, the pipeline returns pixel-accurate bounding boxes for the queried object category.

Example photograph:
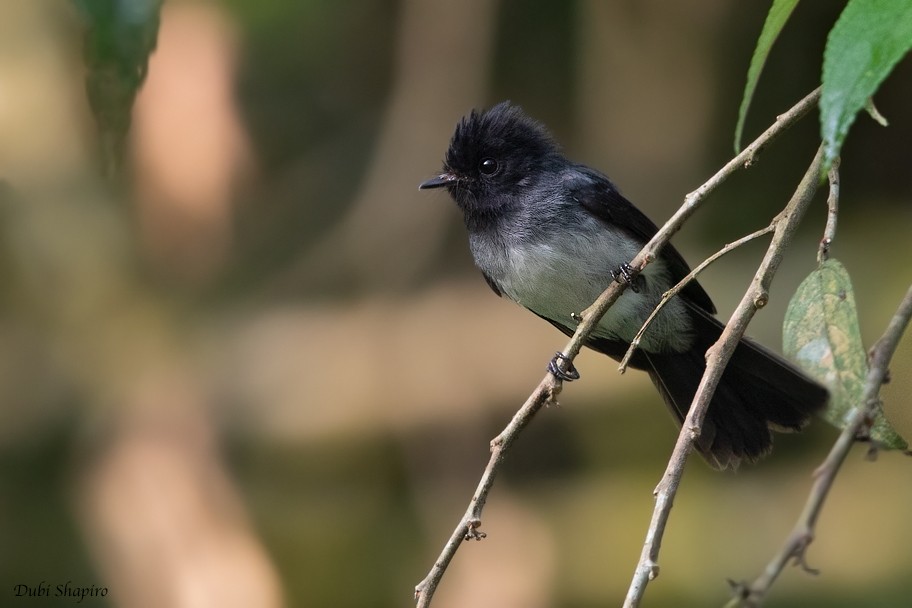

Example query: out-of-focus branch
[623,145,826,608]
[725,283,912,608]
[414,88,821,608]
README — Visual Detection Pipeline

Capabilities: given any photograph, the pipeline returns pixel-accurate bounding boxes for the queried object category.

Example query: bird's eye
[479,158,498,175]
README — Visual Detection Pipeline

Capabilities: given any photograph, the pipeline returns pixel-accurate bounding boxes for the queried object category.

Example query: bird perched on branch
[420,102,827,469]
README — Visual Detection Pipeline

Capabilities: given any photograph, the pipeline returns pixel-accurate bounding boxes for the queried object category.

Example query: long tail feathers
[643,308,828,469]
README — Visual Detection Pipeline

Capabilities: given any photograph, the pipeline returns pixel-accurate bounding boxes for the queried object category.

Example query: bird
[419,101,827,469]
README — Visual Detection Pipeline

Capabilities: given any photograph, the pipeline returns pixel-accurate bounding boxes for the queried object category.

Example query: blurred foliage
[0,419,99,603]
[228,435,423,607]
[74,0,163,175]
[491,0,577,136]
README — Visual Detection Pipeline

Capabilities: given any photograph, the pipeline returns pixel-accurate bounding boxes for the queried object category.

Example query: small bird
[419,102,827,469]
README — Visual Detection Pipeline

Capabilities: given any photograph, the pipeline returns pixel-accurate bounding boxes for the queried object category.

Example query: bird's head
[419,102,561,217]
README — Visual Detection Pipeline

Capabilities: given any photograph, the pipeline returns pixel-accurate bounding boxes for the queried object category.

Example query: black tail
[642,307,828,469]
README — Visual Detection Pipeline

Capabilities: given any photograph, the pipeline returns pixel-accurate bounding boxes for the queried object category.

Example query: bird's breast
[469,225,694,353]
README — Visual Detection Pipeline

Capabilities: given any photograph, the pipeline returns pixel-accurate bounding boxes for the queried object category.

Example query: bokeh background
[1,1,911,607]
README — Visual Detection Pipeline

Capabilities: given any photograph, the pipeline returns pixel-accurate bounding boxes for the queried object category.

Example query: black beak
[418,173,457,190]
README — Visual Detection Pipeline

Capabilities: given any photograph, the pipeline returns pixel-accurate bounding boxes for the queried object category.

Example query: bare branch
[623,145,826,608]
[414,87,821,608]
[619,222,777,372]
[413,378,560,607]
[727,283,912,608]
[634,88,821,281]
[817,157,840,263]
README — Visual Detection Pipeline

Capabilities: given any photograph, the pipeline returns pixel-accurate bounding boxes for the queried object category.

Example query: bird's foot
[548,351,580,382]
[612,263,642,293]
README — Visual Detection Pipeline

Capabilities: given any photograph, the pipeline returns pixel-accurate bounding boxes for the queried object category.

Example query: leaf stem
[817,157,840,263]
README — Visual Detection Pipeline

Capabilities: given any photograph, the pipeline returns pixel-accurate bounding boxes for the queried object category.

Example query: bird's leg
[548,351,580,382]
[612,263,642,293]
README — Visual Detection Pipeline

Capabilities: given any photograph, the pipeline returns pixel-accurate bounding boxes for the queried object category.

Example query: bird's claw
[548,351,580,382]
[612,263,641,293]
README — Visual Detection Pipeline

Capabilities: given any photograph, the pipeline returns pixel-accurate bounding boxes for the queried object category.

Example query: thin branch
[414,87,821,608]
[817,157,840,263]
[726,283,912,608]
[413,377,560,608]
[637,88,821,279]
[619,222,777,372]
[623,145,826,608]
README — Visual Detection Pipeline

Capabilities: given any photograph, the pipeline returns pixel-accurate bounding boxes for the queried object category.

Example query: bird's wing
[481,271,503,297]
[565,166,716,314]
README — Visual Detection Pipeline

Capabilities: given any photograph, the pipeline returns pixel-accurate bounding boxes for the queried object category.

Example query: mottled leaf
[783,259,907,449]
[734,0,800,152]
[821,0,912,171]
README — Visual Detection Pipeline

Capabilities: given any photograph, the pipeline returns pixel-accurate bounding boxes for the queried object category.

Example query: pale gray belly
[471,230,694,353]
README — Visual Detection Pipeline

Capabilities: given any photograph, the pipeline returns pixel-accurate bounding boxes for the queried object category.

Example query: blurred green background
[1,1,911,607]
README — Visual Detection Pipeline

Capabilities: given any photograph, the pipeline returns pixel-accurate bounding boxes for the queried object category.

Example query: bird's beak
[418,172,457,190]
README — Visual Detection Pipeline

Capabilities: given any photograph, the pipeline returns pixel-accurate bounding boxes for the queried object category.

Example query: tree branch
[817,157,840,263]
[623,144,826,608]
[413,377,559,608]
[726,283,912,607]
[414,87,821,608]
[619,222,777,372]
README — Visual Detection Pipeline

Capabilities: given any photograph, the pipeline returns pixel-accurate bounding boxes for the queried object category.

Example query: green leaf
[734,0,800,153]
[783,259,907,450]
[821,0,912,171]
